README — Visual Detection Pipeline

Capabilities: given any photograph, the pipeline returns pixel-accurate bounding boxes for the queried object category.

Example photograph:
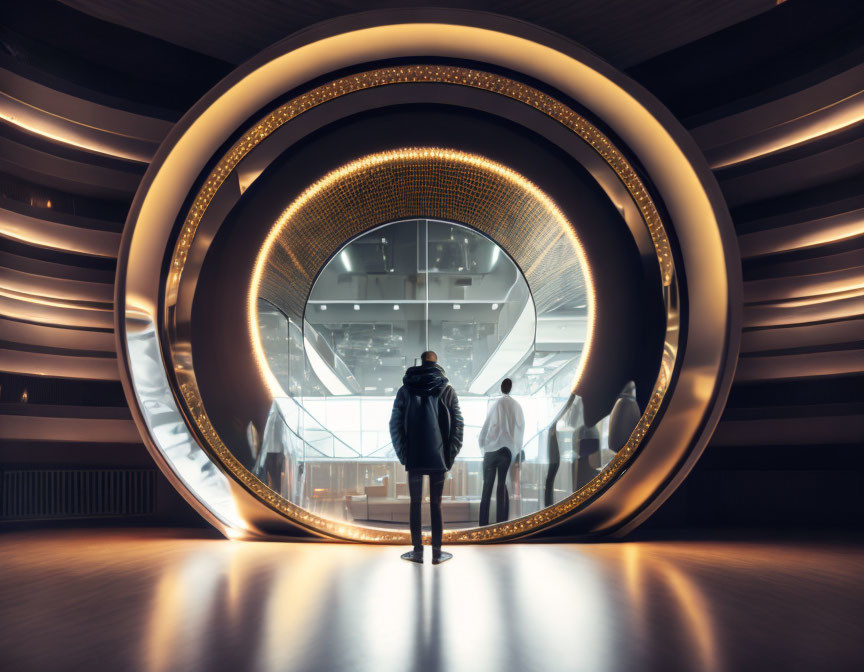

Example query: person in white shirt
[477,378,525,526]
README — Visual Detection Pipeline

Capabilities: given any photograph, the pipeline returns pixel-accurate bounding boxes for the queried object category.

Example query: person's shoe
[431,549,452,565]
[401,549,424,564]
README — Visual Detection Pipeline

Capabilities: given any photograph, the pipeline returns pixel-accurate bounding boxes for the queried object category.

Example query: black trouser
[408,471,446,551]
[479,447,512,526]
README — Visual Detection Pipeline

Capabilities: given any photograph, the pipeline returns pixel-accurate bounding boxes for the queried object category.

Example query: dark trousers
[408,471,446,551]
[479,447,512,526]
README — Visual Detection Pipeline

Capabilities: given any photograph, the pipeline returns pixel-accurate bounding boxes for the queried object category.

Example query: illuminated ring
[167,69,672,543]
[116,11,739,542]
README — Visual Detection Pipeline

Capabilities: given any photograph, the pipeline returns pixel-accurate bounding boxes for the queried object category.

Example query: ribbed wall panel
[0,414,140,443]
[0,203,121,258]
[0,317,115,352]
[737,207,864,258]
[742,294,864,328]
[712,415,863,447]
[741,318,864,353]
[736,349,864,382]
[692,64,864,169]
[717,133,864,207]
[743,265,864,303]
[0,291,114,329]
[0,132,144,198]
[0,348,119,380]
[703,25,864,532]
[0,265,114,304]
[0,468,155,520]
[0,66,171,145]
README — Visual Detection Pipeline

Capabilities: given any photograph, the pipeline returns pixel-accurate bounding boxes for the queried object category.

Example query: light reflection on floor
[0,529,862,671]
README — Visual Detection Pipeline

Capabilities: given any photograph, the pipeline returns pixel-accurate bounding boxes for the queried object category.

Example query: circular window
[256,217,594,528]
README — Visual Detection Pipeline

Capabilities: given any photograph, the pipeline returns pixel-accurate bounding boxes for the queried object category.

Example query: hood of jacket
[402,363,449,396]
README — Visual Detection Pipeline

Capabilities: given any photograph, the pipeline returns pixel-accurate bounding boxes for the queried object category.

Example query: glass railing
[252,352,621,525]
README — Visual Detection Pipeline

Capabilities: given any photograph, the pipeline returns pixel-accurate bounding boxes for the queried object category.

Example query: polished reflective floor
[1,529,861,672]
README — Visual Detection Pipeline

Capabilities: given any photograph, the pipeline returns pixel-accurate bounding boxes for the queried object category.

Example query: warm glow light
[0,209,120,259]
[247,148,596,400]
[739,212,864,258]
[769,285,864,308]
[710,91,864,169]
[0,92,151,163]
[0,287,108,311]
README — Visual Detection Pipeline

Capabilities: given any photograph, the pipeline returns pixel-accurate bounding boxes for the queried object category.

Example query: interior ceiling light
[453,304,461,310]
[353,304,360,311]
[492,303,499,310]
[393,304,400,311]
[341,250,352,272]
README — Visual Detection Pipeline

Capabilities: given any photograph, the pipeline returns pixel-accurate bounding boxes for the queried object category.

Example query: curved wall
[1,1,861,529]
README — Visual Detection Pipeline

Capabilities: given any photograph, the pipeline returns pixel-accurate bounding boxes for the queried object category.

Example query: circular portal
[256,216,597,528]
[115,11,739,543]
[169,142,671,543]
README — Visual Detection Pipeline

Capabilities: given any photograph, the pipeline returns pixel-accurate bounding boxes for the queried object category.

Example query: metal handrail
[278,394,362,457]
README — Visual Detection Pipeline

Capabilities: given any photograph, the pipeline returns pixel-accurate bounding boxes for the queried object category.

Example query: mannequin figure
[545,393,579,507]
[574,423,600,489]
[608,381,640,453]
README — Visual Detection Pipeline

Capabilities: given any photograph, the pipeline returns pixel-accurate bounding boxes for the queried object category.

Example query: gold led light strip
[166,65,677,543]
[168,65,673,294]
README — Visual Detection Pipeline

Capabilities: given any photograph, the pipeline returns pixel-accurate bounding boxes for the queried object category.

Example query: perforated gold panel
[257,148,586,322]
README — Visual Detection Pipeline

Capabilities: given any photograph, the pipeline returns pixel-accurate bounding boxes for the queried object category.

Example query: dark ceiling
[58,0,776,68]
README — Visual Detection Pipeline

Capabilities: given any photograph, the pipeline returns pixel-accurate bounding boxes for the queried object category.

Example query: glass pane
[255,218,595,528]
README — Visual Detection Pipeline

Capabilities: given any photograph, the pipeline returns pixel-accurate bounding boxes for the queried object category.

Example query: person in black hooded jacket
[390,351,463,564]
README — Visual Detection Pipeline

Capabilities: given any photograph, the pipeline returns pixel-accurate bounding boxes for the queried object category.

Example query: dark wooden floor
[0,529,862,671]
